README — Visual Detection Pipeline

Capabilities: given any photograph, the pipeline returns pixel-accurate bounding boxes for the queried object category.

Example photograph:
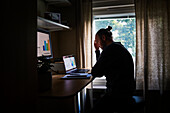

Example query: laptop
[63,55,90,74]
[61,55,91,79]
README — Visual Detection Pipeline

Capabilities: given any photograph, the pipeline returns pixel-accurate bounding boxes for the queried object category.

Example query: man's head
[95,26,113,49]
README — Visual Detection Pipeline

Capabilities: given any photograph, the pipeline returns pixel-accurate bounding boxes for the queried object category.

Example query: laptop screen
[63,55,77,71]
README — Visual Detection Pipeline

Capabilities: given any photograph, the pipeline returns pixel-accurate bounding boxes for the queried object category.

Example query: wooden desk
[39,74,92,97]
[38,74,93,113]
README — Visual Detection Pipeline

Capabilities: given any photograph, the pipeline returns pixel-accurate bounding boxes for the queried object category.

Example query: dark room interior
[1,0,170,113]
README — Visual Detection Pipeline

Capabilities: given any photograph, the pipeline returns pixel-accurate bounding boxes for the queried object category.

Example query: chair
[131,96,145,113]
[113,96,145,113]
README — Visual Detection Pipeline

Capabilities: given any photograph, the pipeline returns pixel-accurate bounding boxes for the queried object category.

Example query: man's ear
[102,35,106,41]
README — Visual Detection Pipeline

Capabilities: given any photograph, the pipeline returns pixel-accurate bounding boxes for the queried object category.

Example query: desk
[38,74,93,113]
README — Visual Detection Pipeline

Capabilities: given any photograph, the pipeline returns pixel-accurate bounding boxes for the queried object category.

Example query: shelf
[37,16,70,31]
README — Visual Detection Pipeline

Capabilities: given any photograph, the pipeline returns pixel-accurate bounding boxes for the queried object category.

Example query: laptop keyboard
[72,69,90,73]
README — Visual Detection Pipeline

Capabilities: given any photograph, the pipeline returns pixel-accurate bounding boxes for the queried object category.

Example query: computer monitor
[37,29,53,59]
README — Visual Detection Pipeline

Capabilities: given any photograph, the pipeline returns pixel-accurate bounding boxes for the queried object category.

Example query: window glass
[93,18,136,66]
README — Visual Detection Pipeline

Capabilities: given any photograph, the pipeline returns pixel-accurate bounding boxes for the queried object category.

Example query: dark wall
[1,1,37,112]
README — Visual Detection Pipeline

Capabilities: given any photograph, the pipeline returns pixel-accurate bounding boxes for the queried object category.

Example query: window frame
[92,13,136,89]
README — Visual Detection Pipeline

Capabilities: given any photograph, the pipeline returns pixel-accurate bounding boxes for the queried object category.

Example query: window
[92,17,136,88]
[92,17,136,66]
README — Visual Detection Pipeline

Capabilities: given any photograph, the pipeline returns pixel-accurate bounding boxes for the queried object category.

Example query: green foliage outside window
[94,18,136,58]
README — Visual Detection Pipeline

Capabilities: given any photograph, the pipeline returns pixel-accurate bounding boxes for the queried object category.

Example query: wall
[49,0,77,59]
[51,32,60,59]
[1,1,37,112]
[37,0,47,17]
[57,3,77,57]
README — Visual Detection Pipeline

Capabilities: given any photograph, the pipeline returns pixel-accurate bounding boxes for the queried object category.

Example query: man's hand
[94,40,99,50]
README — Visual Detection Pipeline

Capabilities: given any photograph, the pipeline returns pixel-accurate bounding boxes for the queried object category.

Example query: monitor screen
[63,55,77,71]
[37,29,53,59]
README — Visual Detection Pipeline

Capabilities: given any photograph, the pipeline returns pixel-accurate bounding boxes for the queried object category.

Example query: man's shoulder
[106,42,123,50]
[113,42,123,47]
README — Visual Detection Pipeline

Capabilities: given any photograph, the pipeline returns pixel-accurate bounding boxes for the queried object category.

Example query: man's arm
[92,50,109,77]
[95,50,100,61]
[94,39,100,61]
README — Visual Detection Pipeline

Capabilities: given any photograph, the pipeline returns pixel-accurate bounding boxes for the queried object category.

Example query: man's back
[92,42,135,98]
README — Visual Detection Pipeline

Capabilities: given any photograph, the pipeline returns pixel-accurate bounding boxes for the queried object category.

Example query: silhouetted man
[91,26,136,113]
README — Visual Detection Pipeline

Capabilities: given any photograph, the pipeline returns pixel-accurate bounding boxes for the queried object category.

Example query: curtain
[135,0,170,94]
[76,0,92,69]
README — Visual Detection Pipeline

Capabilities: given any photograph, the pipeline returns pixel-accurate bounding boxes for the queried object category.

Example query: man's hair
[96,26,113,40]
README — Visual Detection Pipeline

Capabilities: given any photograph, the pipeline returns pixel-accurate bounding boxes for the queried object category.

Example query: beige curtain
[76,0,92,69]
[135,0,170,94]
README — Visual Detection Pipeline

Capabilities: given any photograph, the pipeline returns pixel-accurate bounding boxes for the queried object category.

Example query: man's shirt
[92,42,135,98]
